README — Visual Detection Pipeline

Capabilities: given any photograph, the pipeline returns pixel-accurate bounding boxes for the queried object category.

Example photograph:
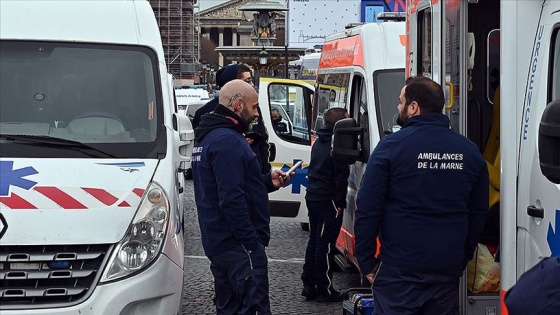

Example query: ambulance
[297,19,407,270]
[0,1,194,314]
[332,0,560,314]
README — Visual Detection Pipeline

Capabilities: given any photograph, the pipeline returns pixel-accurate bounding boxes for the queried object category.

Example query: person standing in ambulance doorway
[191,79,289,315]
[355,76,489,315]
[301,107,350,303]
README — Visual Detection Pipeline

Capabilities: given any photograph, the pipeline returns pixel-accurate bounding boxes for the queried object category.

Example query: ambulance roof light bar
[377,12,406,22]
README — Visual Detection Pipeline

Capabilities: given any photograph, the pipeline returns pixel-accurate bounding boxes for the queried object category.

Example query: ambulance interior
[267,83,313,144]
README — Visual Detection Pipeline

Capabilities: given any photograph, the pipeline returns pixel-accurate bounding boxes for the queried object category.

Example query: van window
[551,27,560,101]
[418,8,433,77]
[300,54,320,82]
[268,83,311,144]
[0,41,165,159]
[487,29,501,104]
[373,69,406,136]
[313,72,350,132]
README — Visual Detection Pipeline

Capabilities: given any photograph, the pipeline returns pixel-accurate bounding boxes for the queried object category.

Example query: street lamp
[259,47,268,65]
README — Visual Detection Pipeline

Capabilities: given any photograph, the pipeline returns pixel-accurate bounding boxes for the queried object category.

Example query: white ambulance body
[0,1,193,314]
[258,19,405,227]
[306,21,407,270]
[404,0,560,313]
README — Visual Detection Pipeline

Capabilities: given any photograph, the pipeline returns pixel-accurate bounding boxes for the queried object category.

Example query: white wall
[287,0,361,48]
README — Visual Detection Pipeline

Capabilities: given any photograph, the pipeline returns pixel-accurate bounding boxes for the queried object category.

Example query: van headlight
[100,182,169,282]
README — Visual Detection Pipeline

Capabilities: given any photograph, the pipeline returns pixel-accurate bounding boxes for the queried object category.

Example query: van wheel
[300,222,309,232]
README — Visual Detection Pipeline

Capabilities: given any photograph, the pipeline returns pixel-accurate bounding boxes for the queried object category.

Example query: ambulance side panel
[515,0,560,281]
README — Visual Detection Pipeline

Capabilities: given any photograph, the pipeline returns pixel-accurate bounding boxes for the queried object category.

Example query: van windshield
[0,41,165,158]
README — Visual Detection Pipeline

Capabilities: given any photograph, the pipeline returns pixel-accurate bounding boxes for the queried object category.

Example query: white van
[0,1,194,314]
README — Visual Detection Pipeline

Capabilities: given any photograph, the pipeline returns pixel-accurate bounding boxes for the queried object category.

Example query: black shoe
[315,290,344,303]
[301,285,316,300]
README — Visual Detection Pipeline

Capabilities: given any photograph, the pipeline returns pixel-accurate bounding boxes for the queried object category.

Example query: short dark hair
[237,64,252,78]
[324,107,348,124]
[404,76,445,113]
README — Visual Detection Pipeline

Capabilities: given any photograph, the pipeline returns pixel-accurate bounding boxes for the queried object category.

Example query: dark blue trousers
[209,243,271,315]
[301,199,343,295]
[372,262,460,315]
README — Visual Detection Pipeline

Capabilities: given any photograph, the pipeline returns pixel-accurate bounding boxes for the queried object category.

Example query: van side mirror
[539,99,560,184]
[332,118,363,163]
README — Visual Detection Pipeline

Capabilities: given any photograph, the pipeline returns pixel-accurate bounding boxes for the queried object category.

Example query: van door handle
[527,205,544,218]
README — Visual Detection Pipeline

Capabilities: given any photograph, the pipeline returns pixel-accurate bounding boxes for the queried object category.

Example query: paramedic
[193,63,276,191]
[355,76,489,315]
[192,64,254,129]
[192,79,287,315]
[301,107,350,303]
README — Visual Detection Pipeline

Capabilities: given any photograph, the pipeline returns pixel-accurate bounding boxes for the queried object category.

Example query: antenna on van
[377,12,406,22]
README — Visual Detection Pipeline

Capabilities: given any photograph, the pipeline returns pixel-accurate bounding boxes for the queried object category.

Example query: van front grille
[0,244,110,309]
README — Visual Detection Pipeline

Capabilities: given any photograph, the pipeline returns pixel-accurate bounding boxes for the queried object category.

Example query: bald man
[191,79,283,315]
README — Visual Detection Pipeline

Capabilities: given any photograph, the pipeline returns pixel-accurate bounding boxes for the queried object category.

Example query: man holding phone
[301,107,350,302]
[192,80,290,314]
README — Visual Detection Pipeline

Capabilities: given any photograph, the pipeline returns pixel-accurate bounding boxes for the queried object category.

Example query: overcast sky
[198,0,226,11]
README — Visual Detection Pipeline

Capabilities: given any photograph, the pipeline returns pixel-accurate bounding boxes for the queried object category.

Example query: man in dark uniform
[505,256,560,315]
[192,63,275,190]
[191,79,288,315]
[301,107,350,303]
[355,76,489,315]
[192,64,254,130]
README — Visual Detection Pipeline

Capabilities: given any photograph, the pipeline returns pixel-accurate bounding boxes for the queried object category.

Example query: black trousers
[301,199,343,295]
[372,262,460,315]
[209,243,271,315]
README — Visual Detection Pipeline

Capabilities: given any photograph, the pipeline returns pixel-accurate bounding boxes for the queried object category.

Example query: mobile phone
[283,160,303,179]
[245,131,262,142]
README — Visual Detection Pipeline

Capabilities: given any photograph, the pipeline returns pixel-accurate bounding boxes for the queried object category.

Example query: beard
[396,104,409,126]
[240,107,256,125]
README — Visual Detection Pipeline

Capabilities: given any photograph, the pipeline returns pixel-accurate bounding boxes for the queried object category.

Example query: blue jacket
[305,123,350,209]
[505,257,560,315]
[355,113,489,277]
[192,105,270,257]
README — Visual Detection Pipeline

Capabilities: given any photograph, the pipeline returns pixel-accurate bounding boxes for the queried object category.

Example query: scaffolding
[149,0,199,81]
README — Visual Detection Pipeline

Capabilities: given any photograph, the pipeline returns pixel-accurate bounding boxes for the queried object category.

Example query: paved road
[180,181,362,314]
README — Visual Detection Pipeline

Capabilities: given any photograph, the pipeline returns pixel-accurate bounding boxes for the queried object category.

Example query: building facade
[148,0,199,82]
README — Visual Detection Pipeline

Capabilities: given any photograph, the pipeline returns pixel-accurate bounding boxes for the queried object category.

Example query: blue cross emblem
[0,161,38,197]
[547,209,560,256]
[281,160,308,194]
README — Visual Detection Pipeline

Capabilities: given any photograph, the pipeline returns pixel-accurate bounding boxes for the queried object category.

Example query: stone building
[196,0,287,69]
